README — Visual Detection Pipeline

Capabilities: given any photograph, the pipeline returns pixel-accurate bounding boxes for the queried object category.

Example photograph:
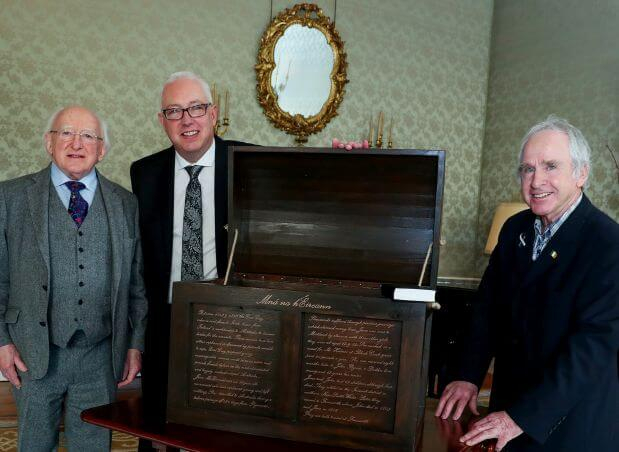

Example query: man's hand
[435,381,479,420]
[460,411,523,451]
[0,344,28,389]
[332,138,369,150]
[117,348,142,388]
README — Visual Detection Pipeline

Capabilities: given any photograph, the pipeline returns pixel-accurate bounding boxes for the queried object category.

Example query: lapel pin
[518,233,526,247]
[223,224,229,231]
[551,250,558,259]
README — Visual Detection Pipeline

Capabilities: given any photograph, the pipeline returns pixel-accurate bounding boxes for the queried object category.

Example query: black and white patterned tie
[181,165,204,280]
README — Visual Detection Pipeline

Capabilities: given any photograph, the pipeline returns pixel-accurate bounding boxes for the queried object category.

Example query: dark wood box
[168,148,445,451]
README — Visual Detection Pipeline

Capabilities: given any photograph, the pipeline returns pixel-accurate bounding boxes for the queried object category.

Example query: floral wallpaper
[0,0,498,277]
[476,0,619,273]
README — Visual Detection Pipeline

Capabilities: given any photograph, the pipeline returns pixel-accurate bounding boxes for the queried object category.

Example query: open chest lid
[228,147,445,288]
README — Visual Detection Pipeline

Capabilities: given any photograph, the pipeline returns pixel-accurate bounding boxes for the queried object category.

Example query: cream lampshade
[484,202,529,254]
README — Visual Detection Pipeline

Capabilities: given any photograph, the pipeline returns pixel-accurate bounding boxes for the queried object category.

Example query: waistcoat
[48,184,112,347]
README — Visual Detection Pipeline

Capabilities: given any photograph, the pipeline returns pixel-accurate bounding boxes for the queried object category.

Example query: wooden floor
[0,382,17,428]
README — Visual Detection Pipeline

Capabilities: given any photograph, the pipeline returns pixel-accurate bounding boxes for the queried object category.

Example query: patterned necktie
[65,181,88,227]
[181,165,204,280]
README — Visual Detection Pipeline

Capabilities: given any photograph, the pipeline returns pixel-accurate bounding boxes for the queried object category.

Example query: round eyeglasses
[161,103,212,120]
[49,128,103,145]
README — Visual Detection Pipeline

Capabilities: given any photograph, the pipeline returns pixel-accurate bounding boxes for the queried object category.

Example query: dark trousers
[138,304,179,452]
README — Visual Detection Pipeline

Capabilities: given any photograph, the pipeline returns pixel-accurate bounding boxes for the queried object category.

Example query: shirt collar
[534,193,583,237]
[50,162,98,190]
[174,140,216,172]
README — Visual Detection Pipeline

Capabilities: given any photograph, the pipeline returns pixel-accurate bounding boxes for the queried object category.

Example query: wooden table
[82,397,495,452]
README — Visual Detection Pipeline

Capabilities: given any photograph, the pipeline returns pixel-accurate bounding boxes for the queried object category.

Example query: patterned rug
[0,428,137,452]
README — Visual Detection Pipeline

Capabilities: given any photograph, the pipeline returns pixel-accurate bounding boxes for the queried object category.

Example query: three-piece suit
[0,166,148,451]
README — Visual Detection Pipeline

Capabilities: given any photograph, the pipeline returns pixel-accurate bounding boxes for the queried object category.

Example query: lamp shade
[484,202,529,254]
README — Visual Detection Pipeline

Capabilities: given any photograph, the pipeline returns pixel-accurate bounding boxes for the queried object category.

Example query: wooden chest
[167,147,445,451]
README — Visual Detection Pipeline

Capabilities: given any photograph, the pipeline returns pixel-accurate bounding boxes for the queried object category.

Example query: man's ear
[44,132,53,156]
[158,112,165,128]
[577,164,589,188]
[97,143,107,162]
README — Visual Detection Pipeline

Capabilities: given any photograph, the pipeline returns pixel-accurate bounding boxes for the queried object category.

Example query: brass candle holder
[211,83,231,137]
[367,112,394,149]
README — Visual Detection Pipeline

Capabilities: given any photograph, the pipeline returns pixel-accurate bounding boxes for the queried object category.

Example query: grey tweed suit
[0,165,148,450]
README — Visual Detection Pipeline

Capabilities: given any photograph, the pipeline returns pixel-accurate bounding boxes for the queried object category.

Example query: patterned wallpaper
[0,0,494,277]
[476,0,619,274]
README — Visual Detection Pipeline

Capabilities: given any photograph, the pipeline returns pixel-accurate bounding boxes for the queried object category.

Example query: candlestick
[376,111,384,148]
[387,117,393,149]
[224,90,229,119]
[211,83,231,137]
[368,116,374,147]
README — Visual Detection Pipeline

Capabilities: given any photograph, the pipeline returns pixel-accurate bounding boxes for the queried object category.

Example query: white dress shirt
[169,141,217,302]
[50,162,98,208]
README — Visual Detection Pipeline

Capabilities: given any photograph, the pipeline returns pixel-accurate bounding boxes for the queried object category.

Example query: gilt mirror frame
[256,3,348,143]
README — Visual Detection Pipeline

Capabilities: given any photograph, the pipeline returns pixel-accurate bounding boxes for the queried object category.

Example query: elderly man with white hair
[435,116,619,452]
[0,106,147,451]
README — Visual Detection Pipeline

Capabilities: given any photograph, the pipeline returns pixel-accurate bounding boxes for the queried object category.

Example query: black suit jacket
[457,195,619,451]
[129,136,251,420]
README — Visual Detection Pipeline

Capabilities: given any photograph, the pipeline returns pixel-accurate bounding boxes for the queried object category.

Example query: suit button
[78,281,84,287]
[78,299,83,305]
[78,231,83,236]
[42,285,48,291]
[74,318,78,322]
[39,321,46,327]
[79,264,84,270]
[78,247,84,252]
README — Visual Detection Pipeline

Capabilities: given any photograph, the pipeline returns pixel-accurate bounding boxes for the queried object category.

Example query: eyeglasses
[161,103,211,120]
[49,128,103,145]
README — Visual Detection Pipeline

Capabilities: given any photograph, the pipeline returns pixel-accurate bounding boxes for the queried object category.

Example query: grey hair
[160,71,213,110]
[518,115,591,187]
[43,106,111,152]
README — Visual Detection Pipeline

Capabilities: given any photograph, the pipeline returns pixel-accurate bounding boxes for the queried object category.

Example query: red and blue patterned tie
[65,181,88,227]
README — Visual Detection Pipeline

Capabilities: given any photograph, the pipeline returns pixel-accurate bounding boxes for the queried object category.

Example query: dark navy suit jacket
[129,136,251,422]
[457,195,619,451]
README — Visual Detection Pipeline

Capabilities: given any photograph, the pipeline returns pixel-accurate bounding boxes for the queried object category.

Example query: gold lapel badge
[551,250,558,259]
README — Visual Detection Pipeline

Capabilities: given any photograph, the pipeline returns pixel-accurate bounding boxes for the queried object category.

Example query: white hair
[160,71,213,110]
[43,106,111,152]
[518,115,591,187]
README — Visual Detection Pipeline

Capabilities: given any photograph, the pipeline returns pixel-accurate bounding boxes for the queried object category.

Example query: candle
[211,83,217,107]
[388,117,393,143]
[217,94,221,110]
[368,116,374,144]
[377,111,384,138]
[224,90,229,119]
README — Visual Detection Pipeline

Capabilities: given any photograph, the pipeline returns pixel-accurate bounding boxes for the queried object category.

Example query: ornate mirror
[256,3,348,144]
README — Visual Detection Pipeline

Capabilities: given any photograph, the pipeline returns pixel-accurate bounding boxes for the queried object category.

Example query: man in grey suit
[0,106,148,451]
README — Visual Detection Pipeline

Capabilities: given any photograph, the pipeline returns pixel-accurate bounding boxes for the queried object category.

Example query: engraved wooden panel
[168,282,431,451]
[299,314,400,432]
[189,305,281,416]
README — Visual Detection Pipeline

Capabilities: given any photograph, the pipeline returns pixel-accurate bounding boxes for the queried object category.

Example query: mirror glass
[270,24,335,117]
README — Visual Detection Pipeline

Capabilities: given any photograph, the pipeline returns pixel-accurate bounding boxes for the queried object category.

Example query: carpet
[0,428,138,452]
